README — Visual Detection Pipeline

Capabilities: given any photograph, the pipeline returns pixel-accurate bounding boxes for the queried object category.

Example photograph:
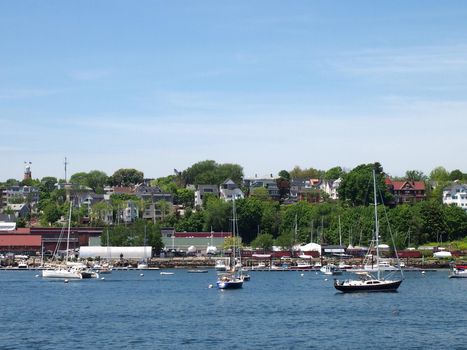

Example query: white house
[219,179,244,202]
[443,183,467,211]
[320,178,342,200]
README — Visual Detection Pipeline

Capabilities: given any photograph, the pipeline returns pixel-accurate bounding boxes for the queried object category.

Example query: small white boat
[214,260,227,271]
[160,272,174,275]
[449,265,467,278]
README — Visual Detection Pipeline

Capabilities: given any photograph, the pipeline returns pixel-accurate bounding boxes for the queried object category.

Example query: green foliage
[150,175,178,194]
[109,168,144,186]
[40,177,58,193]
[289,166,322,179]
[324,166,344,181]
[175,210,205,232]
[70,172,88,186]
[338,162,392,206]
[41,202,63,225]
[429,166,449,181]
[449,169,464,181]
[181,160,243,186]
[250,187,269,201]
[203,197,231,232]
[86,170,108,193]
[274,231,294,250]
[405,170,427,181]
[175,188,195,207]
[251,233,274,251]
[108,220,163,252]
[236,198,264,244]
[278,170,291,181]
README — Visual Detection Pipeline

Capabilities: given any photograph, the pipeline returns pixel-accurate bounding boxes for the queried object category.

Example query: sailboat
[334,169,403,292]
[137,226,149,269]
[216,199,244,289]
[42,203,84,280]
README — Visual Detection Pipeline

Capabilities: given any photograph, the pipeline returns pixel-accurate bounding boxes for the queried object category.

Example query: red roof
[175,232,232,238]
[0,228,31,234]
[386,179,425,191]
[0,235,41,247]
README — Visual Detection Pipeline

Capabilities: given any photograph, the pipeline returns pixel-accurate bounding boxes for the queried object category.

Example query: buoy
[421,271,425,274]
[300,273,304,277]
[101,277,105,280]
[64,279,69,283]
[324,278,328,281]
[315,272,318,275]
[140,273,144,277]
[35,274,39,278]
[392,309,400,316]
[208,284,213,288]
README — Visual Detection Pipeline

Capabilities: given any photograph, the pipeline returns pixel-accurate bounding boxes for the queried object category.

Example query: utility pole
[64,157,68,183]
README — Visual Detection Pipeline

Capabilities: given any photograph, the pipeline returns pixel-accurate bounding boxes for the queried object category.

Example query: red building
[385,178,426,204]
[0,234,41,255]
[0,227,103,255]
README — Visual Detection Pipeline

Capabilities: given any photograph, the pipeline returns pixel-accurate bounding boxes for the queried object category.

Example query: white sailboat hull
[42,269,83,279]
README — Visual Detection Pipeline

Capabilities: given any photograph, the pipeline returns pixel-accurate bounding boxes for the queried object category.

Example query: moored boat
[449,264,467,278]
[334,169,403,293]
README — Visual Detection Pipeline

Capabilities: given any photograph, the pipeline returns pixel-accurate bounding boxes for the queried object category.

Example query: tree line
[1,161,466,250]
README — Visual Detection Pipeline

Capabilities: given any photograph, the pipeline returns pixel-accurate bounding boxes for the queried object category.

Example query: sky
[1,1,466,181]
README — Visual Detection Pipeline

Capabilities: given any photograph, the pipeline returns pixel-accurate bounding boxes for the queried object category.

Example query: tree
[405,170,427,182]
[251,233,274,251]
[449,169,464,181]
[175,188,195,208]
[324,166,343,181]
[278,170,290,181]
[69,172,88,186]
[236,198,264,244]
[40,177,57,193]
[86,170,108,193]
[181,160,243,186]
[289,166,322,179]
[109,168,144,186]
[274,231,294,251]
[338,162,392,206]
[429,166,449,182]
[203,197,230,232]
[250,187,269,201]
[175,210,205,232]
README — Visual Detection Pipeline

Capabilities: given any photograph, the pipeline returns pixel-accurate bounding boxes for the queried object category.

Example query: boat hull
[42,269,83,279]
[334,279,402,293]
[216,280,243,289]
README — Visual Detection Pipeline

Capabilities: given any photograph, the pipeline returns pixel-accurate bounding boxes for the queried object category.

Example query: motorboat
[214,260,227,271]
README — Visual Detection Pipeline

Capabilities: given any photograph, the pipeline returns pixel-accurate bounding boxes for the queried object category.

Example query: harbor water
[0,269,465,349]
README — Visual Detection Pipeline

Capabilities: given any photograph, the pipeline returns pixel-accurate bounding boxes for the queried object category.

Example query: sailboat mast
[338,215,342,247]
[372,169,380,280]
[66,202,72,261]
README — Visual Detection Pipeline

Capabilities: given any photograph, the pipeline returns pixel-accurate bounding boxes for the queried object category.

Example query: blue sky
[1,1,466,181]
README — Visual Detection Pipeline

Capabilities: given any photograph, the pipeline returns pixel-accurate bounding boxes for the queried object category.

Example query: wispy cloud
[331,44,467,75]
[67,68,112,81]
[0,88,58,100]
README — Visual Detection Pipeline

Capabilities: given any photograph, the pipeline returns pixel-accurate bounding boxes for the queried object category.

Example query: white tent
[433,251,452,258]
[79,246,152,259]
[299,243,321,253]
[206,245,218,254]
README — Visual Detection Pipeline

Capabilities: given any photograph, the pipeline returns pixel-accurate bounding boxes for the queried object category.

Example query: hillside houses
[443,183,467,211]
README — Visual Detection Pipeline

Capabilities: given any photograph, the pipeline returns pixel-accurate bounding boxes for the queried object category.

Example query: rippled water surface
[1,269,465,349]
